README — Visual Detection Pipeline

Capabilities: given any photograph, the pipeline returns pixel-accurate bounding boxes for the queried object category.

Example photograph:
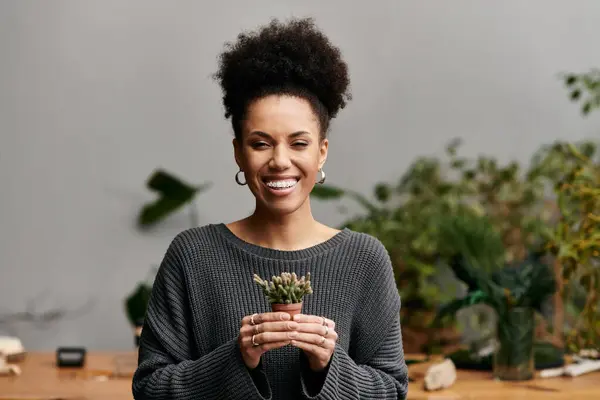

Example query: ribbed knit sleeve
[299,237,409,399]
[131,237,272,400]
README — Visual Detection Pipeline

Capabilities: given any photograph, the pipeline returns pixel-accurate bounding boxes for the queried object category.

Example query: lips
[265,179,298,189]
[262,176,300,195]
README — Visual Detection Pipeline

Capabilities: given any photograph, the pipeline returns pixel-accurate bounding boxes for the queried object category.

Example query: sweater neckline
[213,223,352,261]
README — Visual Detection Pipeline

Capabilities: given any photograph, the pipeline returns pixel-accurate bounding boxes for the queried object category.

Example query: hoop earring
[317,168,326,184]
[235,170,247,186]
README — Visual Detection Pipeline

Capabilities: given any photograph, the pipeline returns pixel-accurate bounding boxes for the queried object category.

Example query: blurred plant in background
[564,69,600,116]
[543,143,600,352]
[311,137,561,351]
[137,169,211,229]
[536,69,600,352]
[433,211,557,379]
[312,82,599,353]
[124,169,210,331]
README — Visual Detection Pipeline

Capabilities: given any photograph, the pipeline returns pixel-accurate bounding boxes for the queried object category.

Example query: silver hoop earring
[235,170,247,186]
[318,168,326,184]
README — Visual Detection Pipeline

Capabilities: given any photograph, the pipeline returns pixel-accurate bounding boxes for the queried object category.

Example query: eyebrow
[249,131,311,139]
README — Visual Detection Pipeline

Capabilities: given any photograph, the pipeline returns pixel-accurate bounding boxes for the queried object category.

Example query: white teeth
[266,179,297,189]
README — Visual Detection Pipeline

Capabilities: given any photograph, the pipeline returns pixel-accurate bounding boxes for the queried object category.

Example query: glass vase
[493,306,535,381]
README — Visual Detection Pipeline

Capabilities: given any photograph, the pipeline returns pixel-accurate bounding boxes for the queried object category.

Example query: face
[234,94,328,216]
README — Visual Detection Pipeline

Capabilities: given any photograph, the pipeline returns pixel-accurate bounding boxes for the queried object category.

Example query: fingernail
[281,313,290,320]
[293,314,302,322]
[287,322,298,330]
[288,331,298,338]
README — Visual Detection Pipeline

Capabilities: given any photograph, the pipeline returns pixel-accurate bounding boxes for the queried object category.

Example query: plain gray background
[1,0,599,350]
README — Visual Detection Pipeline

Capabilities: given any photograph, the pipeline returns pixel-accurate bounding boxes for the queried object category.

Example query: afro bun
[214,17,351,138]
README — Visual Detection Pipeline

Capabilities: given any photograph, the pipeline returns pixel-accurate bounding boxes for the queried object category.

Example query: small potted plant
[253,272,313,317]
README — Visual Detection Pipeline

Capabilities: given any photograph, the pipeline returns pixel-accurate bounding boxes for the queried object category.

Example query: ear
[318,138,329,170]
[233,137,243,170]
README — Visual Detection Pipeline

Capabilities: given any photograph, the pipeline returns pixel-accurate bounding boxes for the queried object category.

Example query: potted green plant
[253,272,313,317]
[126,169,211,346]
[434,211,557,381]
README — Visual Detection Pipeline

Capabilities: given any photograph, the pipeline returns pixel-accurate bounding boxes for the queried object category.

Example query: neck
[245,199,318,250]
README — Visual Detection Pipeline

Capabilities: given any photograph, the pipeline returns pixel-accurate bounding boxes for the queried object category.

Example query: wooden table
[407,355,600,400]
[1,352,599,399]
[0,352,136,400]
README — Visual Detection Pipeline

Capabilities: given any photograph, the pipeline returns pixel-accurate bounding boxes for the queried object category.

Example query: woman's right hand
[238,312,298,369]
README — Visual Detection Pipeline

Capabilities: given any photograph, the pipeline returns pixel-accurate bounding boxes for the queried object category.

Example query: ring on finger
[250,313,258,326]
[252,334,259,347]
[253,324,260,335]
[324,325,329,336]
[321,317,327,326]
[320,336,326,346]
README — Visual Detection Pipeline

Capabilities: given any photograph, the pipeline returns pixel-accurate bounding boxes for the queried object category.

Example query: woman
[132,17,408,400]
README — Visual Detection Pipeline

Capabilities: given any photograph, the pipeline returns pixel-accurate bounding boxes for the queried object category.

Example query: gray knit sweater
[132,223,409,399]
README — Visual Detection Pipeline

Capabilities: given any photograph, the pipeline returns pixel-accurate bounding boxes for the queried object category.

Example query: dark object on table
[56,346,86,368]
[448,342,565,371]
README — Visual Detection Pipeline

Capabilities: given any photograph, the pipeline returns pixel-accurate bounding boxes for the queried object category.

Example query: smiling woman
[132,17,409,400]
[234,96,328,218]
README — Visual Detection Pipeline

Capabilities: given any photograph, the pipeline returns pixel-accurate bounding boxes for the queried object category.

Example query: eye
[292,141,309,148]
[251,142,269,149]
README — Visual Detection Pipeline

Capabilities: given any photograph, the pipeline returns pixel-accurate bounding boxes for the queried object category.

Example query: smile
[265,179,298,189]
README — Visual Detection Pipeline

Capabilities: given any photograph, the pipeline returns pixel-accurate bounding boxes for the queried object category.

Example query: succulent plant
[253,272,313,304]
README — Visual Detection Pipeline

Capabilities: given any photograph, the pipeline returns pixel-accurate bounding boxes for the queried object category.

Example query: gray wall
[1,0,599,350]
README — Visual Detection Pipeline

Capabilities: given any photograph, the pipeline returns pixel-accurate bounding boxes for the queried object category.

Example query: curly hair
[214,17,352,139]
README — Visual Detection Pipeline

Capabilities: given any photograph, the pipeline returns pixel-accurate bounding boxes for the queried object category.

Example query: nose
[268,145,292,170]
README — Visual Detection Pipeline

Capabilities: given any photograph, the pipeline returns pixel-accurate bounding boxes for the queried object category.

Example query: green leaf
[451,159,466,169]
[558,244,578,260]
[374,183,391,202]
[310,184,345,199]
[138,197,189,226]
[138,169,210,228]
[146,169,197,199]
[125,283,152,326]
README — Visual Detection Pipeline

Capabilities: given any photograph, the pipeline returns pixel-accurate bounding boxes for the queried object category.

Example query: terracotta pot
[272,302,303,318]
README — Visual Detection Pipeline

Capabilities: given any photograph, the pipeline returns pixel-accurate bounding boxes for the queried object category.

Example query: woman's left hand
[291,314,338,372]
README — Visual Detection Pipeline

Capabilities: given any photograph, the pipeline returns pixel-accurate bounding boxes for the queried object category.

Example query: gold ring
[251,313,258,326]
[320,336,326,346]
[324,326,329,336]
[322,317,327,326]
[252,334,259,347]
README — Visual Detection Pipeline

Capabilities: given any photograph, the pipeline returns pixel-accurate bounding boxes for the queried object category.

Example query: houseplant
[126,168,211,345]
[311,139,555,352]
[253,272,313,317]
[553,70,600,352]
[434,211,557,381]
[539,141,600,352]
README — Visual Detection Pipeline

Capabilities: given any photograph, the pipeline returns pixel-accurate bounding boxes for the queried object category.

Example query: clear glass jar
[493,306,535,381]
